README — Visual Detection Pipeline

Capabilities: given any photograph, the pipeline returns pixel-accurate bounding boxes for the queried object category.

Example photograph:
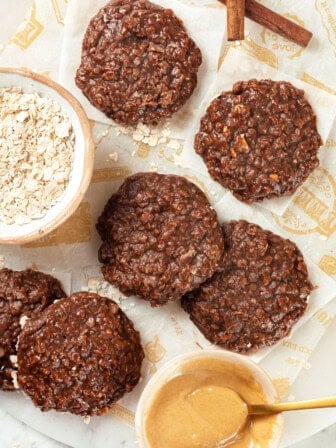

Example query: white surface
[0,408,336,448]
[0,197,334,448]
[278,314,336,447]
[1,308,336,448]
[5,175,336,448]
[0,1,336,447]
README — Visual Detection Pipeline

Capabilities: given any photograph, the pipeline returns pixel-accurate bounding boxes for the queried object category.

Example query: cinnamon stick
[227,0,245,41]
[220,0,312,47]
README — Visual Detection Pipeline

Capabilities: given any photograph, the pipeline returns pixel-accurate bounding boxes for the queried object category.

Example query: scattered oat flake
[0,87,75,225]
[86,278,125,304]
[148,135,159,147]
[108,152,119,162]
[167,139,181,150]
[133,130,143,142]
[116,122,181,153]
[149,162,158,172]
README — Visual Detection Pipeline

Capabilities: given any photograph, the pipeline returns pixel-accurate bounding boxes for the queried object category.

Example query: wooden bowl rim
[0,67,95,245]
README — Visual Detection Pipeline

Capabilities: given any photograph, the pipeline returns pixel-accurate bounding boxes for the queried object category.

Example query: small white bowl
[0,68,94,244]
[136,350,284,448]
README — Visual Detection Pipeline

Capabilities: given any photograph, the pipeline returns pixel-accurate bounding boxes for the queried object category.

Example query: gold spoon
[248,397,336,415]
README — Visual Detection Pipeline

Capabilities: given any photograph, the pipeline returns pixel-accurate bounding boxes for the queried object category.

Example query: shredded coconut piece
[9,354,18,367]
[0,87,75,225]
[11,370,20,389]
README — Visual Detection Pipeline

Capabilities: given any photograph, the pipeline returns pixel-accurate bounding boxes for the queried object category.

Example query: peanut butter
[145,357,279,448]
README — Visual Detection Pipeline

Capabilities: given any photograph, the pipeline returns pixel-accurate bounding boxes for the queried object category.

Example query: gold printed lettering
[170,316,183,336]
[286,357,311,370]
[301,72,336,96]
[272,378,290,398]
[275,168,336,237]
[293,187,328,222]
[51,0,65,25]
[315,310,333,328]
[282,340,313,355]
[260,14,305,60]
[144,336,166,364]
[23,202,91,248]
[11,1,44,50]
[318,255,336,275]
[315,0,336,54]
[242,38,278,69]
[91,167,132,183]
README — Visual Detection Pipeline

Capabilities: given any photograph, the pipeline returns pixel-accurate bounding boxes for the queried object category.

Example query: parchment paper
[179,48,336,216]
[59,0,226,140]
[212,193,336,364]
[0,0,67,79]
[0,123,335,448]
[1,1,336,448]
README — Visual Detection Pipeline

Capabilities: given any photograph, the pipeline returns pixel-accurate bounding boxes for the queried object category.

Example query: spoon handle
[249,397,336,415]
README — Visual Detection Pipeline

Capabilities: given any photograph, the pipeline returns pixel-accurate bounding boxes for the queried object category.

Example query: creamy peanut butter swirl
[145,358,279,448]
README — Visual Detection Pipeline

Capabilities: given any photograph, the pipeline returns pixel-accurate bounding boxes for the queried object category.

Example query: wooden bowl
[0,68,94,244]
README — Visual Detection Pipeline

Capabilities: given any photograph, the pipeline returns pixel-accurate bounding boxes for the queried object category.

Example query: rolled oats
[0,87,75,225]
[108,152,119,162]
[116,122,182,154]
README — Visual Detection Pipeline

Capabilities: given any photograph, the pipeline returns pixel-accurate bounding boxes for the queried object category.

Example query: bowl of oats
[0,68,94,244]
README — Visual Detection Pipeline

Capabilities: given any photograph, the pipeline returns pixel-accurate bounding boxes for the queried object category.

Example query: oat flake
[0,87,74,225]
[116,122,182,154]
[108,152,118,162]
[85,277,125,304]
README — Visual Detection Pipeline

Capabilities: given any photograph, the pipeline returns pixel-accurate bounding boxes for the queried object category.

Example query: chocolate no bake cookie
[75,0,202,125]
[0,269,66,391]
[17,292,144,416]
[194,79,322,203]
[97,173,223,306]
[182,220,312,353]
